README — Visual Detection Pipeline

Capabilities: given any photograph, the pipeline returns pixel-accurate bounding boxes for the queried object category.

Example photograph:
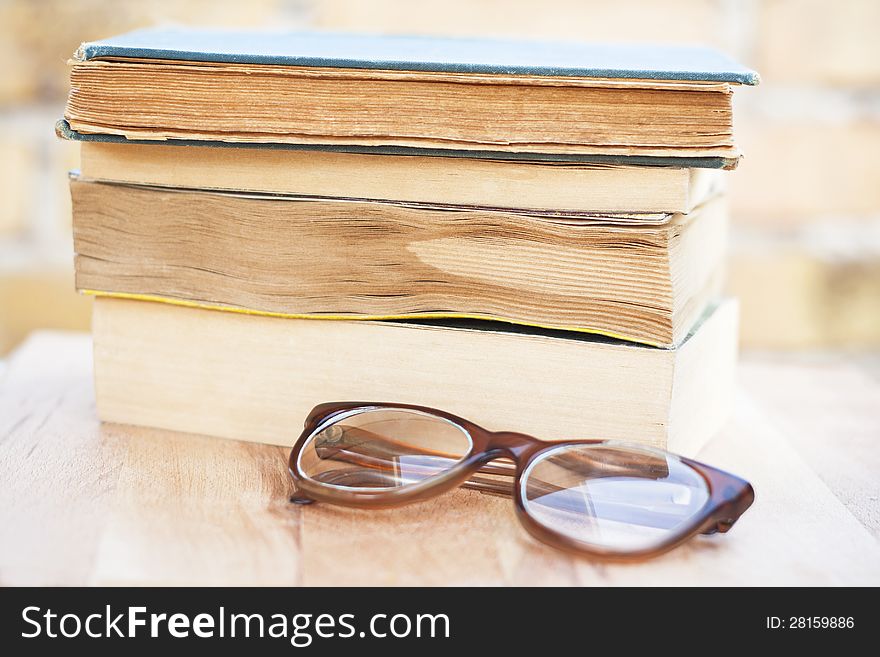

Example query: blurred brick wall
[1,0,878,353]
[0,0,311,353]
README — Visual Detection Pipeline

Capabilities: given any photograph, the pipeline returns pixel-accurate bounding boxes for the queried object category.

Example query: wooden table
[1,332,878,586]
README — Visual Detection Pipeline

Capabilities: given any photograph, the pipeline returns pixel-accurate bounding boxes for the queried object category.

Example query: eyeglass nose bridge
[482,430,542,461]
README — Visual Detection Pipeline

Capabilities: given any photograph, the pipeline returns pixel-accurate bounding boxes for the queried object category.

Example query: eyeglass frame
[288,401,755,560]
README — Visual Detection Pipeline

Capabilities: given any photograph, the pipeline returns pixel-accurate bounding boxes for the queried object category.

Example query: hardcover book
[74,139,723,214]
[92,297,739,456]
[71,178,727,347]
[64,28,758,167]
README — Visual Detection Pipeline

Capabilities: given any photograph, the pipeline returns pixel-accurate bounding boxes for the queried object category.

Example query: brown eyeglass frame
[288,401,755,560]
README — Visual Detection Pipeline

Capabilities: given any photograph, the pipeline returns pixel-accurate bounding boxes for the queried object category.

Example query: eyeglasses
[288,402,754,560]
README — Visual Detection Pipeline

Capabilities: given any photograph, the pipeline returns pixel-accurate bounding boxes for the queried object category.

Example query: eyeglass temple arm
[311,423,518,494]
[308,425,665,498]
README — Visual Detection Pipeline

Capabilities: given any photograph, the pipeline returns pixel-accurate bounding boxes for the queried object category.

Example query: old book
[71,178,727,347]
[92,297,739,456]
[75,140,723,215]
[65,28,758,165]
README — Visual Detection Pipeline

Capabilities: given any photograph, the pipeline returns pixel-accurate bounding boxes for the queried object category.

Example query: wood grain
[739,354,880,538]
[1,332,878,585]
[90,427,300,586]
[0,332,117,585]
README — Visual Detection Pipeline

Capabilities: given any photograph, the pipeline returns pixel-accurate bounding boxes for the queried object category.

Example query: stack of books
[60,29,757,455]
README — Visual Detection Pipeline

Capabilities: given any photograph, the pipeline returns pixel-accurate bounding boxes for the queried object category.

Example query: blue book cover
[76,27,758,85]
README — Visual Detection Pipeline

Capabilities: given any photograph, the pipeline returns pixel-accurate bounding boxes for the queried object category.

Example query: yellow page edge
[82,289,663,348]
